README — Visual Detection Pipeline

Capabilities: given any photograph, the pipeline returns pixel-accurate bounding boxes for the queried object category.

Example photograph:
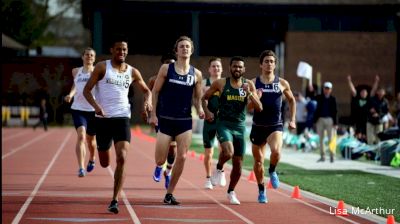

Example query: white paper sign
[296,61,312,80]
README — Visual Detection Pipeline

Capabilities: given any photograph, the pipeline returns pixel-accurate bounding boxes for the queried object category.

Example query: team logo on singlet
[239,88,246,97]
[262,83,280,93]
[169,74,194,86]
[273,83,280,93]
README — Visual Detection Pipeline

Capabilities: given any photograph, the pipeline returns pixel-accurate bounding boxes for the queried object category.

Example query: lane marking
[2,130,29,141]
[27,217,129,222]
[107,167,141,224]
[273,189,360,224]
[12,131,72,224]
[138,205,216,209]
[132,137,253,224]
[182,179,254,224]
[142,217,235,223]
[2,132,50,159]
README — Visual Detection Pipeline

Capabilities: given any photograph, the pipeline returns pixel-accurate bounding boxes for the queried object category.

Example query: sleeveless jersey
[95,60,133,118]
[71,67,95,112]
[253,75,283,126]
[206,78,220,113]
[158,63,196,120]
[217,77,248,124]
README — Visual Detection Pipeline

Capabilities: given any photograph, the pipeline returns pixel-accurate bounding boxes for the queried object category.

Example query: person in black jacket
[366,87,389,145]
[314,82,337,162]
[33,98,48,131]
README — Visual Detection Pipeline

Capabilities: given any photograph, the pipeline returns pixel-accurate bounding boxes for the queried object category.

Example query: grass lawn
[189,138,400,221]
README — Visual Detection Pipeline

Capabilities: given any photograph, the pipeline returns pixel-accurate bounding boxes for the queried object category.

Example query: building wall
[285,31,397,116]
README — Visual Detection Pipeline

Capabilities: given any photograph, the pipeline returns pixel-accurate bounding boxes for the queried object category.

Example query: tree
[1,0,80,48]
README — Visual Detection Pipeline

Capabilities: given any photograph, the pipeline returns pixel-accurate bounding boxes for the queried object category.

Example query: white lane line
[12,131,72,224]
[182,179,254,224]
[107,166,141,224]
[272,189,360,224]
[2,132,50,160]
[133,138,253,224]
[2,130,28,141]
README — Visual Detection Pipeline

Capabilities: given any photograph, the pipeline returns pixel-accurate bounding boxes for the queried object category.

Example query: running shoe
[269,171,280,189]
[78,168,86,177]
[86,160,95,173]
[164,171,171,189]
[258,190,268,203]
[204,178,213,190]
[227,191,240,205]
[163,194,180,205]
[153,166,162,182]
[108,200,119,214]
[211,170,226,187]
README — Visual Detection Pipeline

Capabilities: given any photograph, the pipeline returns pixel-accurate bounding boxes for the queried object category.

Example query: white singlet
[71,67,95,112]
[95,60,133,118]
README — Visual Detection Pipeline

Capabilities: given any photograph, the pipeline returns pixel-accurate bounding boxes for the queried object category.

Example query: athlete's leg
[111,141,129,201]
[252,143,267,185]
[167,130,191,194]
[75,126,87,170]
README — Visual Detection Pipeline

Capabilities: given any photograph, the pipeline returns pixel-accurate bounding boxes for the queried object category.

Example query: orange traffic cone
[247,171,256,182]
[199,154,204,161]
[386,215,395,224]
[267,180,273,189]
[135,125,142,135]
[335,200,349,216]
[291,186,302,199]
[190,150,196,158]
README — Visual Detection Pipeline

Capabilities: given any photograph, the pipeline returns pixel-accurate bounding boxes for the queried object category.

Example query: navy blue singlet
[253,75,283,126]
[158,63,196,120]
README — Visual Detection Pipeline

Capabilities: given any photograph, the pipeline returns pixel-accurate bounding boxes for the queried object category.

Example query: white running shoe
[220,171,226,187]
[211,170,226,187]
[204,178,213,189]
[227,191,240,205]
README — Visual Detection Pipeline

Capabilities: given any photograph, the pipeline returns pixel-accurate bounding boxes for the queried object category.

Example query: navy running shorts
[159,117,192,138]
[71,109,96,136]
[250,124,283,146]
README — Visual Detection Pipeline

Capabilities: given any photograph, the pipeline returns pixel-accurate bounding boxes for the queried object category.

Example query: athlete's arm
[281,78,296,130]
[132,67,152,114]
[149,64,168,126]
[247,77,259,111]
[193,69,205,119]
[246,79,263,112]
[65,68,78,103]
[83,61,105,117]
[202,78,224,121]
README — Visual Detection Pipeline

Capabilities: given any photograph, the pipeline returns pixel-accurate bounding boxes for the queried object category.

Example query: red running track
[2,127,377,224]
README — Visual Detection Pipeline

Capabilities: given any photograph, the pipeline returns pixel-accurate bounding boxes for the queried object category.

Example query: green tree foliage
[2,0,79,48]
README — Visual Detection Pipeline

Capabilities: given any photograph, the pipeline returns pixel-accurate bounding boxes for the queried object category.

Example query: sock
[258,183,265,192]
[227,189,234,194]
[165,164,173,175]
[206,176,210,178]
[165,193,172,198]
[269,164,276,173]
[216,163,223,170]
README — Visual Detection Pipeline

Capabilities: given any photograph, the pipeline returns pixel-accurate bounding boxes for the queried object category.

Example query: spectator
[294,92,307,135]
[347,75,379,143]
[366,87,389,144]
[314,82,337,163]
[33,98,48,131]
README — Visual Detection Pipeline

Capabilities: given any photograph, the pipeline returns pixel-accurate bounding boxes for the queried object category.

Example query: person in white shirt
[83,36,152,214]
[65,47,97,178]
